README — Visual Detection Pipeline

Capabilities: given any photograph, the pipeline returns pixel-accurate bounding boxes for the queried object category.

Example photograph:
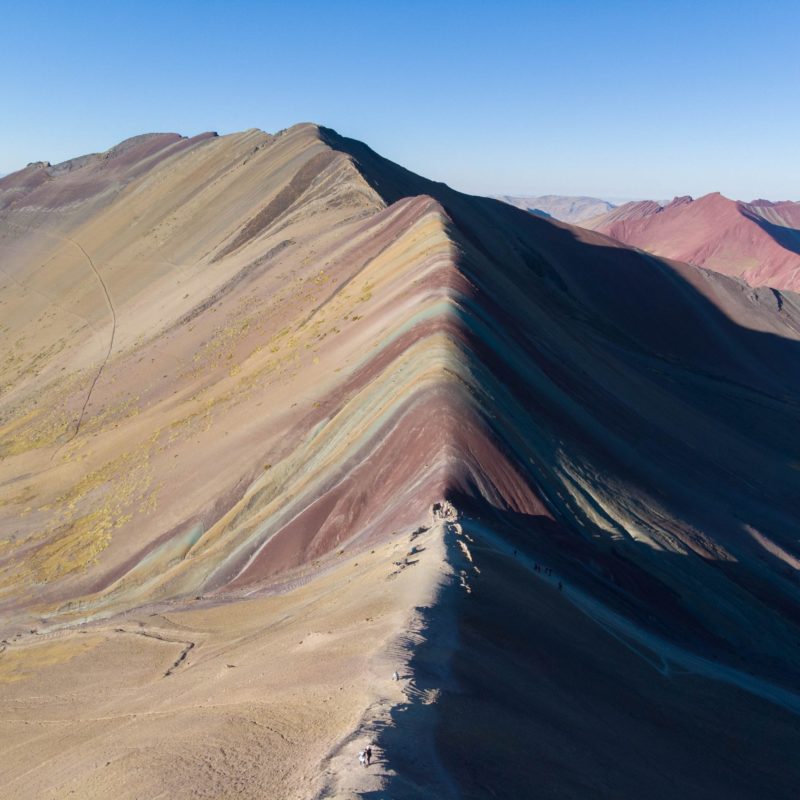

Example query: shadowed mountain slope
[2,124,800,798]
[583,192,800,291]
[320,124,800,676]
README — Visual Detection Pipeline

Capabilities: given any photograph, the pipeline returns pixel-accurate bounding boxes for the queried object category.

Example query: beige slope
[0,521,448,800]
[0,122,425,623]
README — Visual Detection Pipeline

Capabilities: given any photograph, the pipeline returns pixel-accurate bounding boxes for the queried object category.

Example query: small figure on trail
[358,749,367,767]
[366,746,373,766]
[513,549,517,557]
[558,581,563,591]
[393,670,400,681]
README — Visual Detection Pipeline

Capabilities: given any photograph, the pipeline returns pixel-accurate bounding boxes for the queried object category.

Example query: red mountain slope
[583,192,800,291]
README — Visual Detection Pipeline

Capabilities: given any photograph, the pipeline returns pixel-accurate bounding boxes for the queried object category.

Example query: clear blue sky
[2,0,799,200]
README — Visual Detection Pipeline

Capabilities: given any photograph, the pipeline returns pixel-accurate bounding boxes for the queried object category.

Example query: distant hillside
[494,194,616,223]
[582,193,800,292]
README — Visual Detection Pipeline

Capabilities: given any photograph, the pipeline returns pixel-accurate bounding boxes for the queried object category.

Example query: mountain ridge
[3,123,800,647]
[2,123,800,798]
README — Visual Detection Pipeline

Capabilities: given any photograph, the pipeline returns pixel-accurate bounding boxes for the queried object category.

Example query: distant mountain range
[582,193,800,292]
[494,194,616,223]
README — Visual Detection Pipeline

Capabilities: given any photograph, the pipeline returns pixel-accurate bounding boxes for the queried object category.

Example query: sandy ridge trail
[0,505,468,800]
[315,506,465,799]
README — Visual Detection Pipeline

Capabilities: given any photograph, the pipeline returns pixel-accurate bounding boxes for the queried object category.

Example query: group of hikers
[355,668,403,768]
[358,746,373,767]
[532,560,563,591]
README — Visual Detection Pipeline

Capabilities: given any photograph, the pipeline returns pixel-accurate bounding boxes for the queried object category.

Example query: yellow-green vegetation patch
[30,510,117,581]
[58,444,153,513]
[0,406,73,457]
[79,393,141,437]
[0,367,90,456]
[11,441,158,585]
[358,281,374,303]
[0,635,103,683]
[0,483,37,510]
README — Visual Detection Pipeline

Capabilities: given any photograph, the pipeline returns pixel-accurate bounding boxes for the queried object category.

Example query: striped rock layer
[1,123,800,695]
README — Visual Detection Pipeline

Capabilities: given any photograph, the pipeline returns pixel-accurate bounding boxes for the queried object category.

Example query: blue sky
[2,0,798,200]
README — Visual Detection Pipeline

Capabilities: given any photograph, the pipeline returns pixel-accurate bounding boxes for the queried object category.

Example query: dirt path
[112,627,195,677]
[316,507,465,799]
[61,236,117,443]
[0,218,118,450]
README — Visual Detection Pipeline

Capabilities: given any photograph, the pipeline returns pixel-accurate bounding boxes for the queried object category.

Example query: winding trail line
[62,237,117,444]
[113,627,195,677]
[1,218,118,455]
